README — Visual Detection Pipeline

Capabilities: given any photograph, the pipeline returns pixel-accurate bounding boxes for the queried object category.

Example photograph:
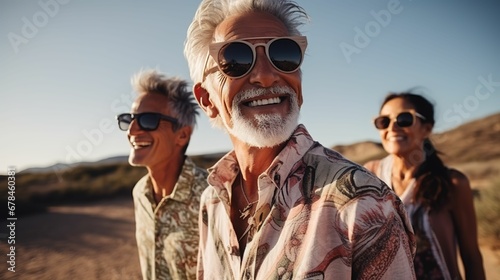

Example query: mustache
[233,86,296,105]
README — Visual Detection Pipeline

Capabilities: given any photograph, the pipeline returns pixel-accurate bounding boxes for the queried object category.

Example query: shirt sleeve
[338,184,416,279]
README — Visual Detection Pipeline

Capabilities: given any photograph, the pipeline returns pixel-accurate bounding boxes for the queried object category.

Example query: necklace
[238,175,257,220]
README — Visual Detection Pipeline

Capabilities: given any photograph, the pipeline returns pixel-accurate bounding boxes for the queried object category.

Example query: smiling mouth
[388,136,406,141]
[246,97,283,107]
[132,141,152,149]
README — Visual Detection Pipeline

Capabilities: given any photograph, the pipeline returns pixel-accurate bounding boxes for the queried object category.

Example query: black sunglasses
[202,36,308,80]
[373,111,426,130]
[116,112,178,131]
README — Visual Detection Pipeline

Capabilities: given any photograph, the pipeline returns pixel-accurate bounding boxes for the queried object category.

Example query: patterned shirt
[133,157,208,280]
[197,125,416,280]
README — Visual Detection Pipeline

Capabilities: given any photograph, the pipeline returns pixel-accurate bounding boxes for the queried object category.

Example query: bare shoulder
[448,168,471,189]
[363,160,380,173]
[448,168,474,202]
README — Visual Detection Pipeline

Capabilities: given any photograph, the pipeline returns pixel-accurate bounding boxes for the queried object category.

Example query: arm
[345,180,416,279]
[196,196,207,280]
[449,169,486,280]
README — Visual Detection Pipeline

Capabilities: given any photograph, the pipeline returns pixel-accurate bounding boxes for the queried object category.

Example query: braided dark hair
[381,92,452,211]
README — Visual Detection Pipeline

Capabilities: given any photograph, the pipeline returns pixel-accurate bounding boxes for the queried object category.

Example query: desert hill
[432,113,500,164]
[332,141,386,165]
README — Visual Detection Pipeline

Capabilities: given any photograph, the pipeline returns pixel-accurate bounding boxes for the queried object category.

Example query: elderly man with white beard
[183,0,417,279]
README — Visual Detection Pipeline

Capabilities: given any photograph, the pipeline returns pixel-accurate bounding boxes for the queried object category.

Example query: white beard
[224,85,300,148]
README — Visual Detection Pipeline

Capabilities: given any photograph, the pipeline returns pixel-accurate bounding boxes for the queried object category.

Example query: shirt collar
[170,156,197,203]
[142,157,197,204]
[207,124,315,193]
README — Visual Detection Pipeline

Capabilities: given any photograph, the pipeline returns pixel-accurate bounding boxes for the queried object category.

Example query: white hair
[183,0,309,84]
[131,69,199,128]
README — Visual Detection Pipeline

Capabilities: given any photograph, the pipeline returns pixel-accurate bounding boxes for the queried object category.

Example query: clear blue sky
[1,0,499,173]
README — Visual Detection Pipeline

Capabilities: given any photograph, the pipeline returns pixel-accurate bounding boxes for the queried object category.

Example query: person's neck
[391,151,425,180]
[233,140,286,199]
[147,156,185,202]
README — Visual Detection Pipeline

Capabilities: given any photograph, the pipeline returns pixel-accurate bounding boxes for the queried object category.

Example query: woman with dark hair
[364,92,485,280]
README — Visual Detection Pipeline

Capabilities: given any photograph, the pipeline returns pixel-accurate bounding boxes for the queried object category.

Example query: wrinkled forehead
[131,93,170,114]
[214,11,289,43]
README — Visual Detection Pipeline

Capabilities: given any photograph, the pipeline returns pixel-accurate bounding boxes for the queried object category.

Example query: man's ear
[175,125,192,147]
[296,85,303,107]
[193,83,218,118]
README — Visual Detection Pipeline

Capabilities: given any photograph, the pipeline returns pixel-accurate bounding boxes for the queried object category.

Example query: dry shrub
[475,177,500,241]
[0,163,147,218]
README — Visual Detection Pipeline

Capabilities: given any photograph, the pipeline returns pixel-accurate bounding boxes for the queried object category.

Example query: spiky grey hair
[131,69,199,129]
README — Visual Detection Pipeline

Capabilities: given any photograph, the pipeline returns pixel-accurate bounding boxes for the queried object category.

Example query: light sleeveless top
[376,155,455,280]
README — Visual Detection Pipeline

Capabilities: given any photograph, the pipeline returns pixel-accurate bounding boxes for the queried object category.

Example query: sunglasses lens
[138,113,160,131]
[374,116,390,129]
[374,112,417,130]
[269,38,302,72]
[118,114,132,131]
[396,112,414,127]
[218,42,253,78]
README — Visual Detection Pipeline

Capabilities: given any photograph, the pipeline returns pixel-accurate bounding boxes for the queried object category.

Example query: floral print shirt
[197,125,416,280]
[133,157,208,280]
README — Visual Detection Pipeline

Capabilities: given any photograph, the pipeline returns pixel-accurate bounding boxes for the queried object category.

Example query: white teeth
[132,141,152,148]
[389,136,404,141]
[248,97,281,107]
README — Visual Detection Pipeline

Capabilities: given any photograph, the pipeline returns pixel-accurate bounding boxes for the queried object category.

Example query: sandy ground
[1,196,499,280]
[1,197,141,280]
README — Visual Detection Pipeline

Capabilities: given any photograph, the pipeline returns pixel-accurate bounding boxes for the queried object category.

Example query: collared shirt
[197,125,416,280]
[133,157,208,280]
